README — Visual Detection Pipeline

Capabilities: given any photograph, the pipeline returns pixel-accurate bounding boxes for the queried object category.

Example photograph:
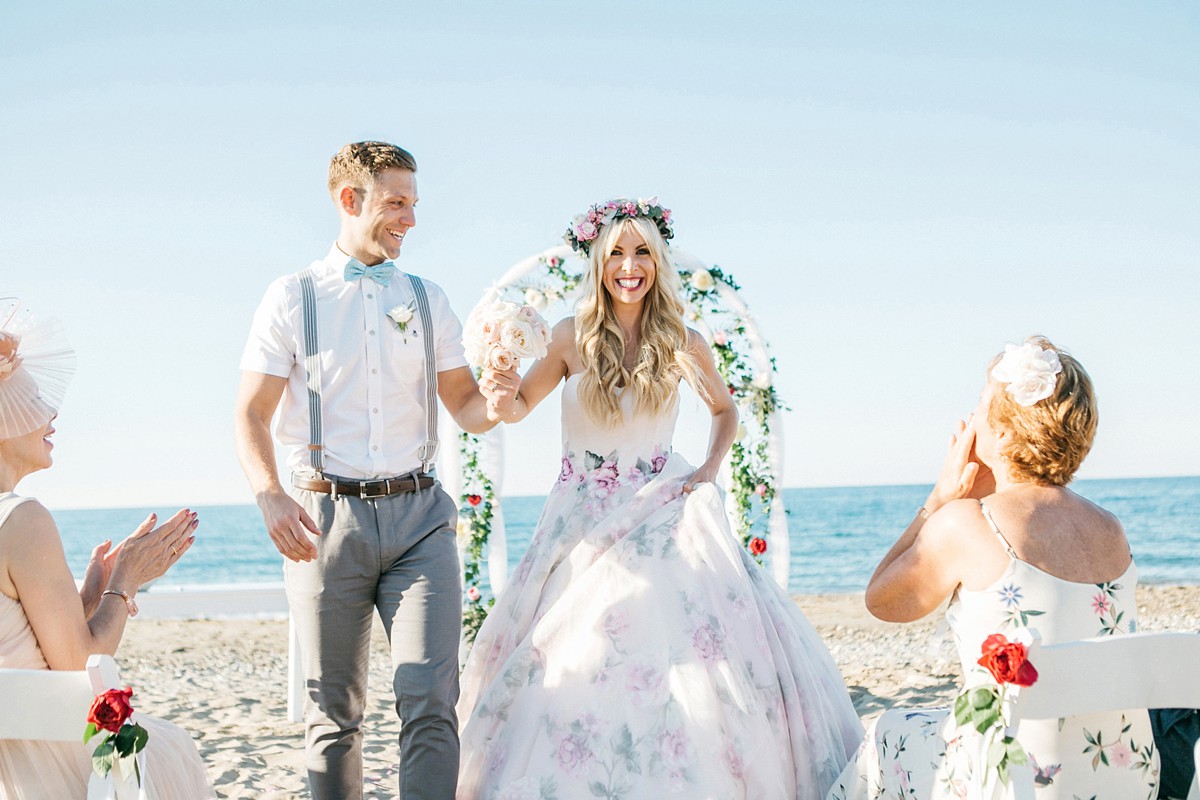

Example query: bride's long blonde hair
[575,216,705,427]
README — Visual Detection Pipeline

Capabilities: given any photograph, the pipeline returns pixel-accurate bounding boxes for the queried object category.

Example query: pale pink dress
[0,493,215,800]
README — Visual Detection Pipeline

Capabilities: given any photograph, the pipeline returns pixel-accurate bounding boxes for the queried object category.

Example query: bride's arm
[482,317,575,424]
[683,328,738,492]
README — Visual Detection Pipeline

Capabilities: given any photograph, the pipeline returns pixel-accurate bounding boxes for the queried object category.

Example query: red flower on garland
[977,633,1039,687]
[467,494,482,507]
[749,537,767,556]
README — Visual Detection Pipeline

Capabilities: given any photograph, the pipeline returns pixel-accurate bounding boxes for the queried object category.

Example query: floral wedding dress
[456,375,862,800]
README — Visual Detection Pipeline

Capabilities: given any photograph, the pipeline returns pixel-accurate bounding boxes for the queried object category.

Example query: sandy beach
[117,585,1200,799]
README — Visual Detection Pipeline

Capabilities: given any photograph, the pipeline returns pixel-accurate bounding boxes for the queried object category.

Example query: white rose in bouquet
[463,299,552,371]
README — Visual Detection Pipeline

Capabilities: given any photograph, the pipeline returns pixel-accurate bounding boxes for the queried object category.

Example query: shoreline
[115,584,1200,798]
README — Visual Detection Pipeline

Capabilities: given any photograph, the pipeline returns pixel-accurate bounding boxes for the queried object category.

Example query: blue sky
[3,1,1197,508]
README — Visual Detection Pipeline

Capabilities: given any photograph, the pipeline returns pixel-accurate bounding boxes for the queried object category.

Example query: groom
[235,141,512,799]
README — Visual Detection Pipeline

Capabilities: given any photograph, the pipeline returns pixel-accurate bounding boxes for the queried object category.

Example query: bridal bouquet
[84,687,148,786]
[463,300,552,370]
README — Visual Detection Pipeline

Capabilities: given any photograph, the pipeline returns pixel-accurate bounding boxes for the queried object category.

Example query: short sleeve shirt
[240,244,468,479]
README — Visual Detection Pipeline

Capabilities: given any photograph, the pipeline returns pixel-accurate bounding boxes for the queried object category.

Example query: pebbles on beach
[116,585,1199,798]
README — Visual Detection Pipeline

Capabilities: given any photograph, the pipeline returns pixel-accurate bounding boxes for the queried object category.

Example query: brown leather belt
[293,474,436,499]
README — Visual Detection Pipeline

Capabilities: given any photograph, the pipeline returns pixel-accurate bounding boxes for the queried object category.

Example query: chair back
[1003,631,1200,800]
[0,654,144,799]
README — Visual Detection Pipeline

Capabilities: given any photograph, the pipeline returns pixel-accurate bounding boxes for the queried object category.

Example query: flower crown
[564,197,674,256]
[991,342,1063,407]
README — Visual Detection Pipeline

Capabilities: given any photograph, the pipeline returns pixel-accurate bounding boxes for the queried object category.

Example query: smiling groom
[235,141,512,799]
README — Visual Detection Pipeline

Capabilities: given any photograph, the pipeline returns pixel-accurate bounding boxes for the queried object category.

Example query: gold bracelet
[916,506,932,521]
[102,589,139,617]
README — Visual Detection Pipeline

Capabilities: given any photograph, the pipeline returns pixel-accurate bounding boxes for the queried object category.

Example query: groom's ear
[337,185,363,216]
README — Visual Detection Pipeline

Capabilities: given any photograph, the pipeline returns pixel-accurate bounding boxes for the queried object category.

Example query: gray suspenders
[297,267,439,479]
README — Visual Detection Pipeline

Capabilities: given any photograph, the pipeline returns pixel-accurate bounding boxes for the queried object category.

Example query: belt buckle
[358,479,389,499]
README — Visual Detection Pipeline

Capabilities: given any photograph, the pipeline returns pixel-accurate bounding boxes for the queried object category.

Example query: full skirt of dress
[456,454,862,800]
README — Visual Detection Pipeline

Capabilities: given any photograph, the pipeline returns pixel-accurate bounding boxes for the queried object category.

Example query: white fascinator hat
[0,298,76,439]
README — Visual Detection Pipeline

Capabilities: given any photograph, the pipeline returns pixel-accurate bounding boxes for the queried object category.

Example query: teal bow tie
[344,259,396,287]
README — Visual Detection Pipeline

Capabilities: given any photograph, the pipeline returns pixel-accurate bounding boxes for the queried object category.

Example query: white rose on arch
[524,288,547,311]
[990,342,1063,406]
[690,269,715,292]
[752,371,772,390]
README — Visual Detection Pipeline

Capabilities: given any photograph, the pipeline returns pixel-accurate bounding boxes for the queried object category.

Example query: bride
[457,199,862,799]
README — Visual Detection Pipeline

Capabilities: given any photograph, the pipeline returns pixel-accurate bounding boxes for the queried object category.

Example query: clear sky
[3,1,1197,509]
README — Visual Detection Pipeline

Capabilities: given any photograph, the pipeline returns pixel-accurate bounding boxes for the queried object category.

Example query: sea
[54,476,1199,596]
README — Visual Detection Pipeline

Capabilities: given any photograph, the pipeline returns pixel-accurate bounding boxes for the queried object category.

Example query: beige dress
[0,493,214,800]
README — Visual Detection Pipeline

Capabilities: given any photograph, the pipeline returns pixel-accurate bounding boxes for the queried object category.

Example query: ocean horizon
[51,475,1199,597]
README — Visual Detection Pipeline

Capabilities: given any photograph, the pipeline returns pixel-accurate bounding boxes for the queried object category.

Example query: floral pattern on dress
[456,376,862,799]
[827,517,1157,800]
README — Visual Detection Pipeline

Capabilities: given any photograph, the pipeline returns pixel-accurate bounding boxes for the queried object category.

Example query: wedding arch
[439,244,789,643]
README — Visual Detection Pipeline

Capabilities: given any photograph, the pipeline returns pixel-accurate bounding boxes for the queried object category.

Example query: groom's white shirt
[240,243,466,480]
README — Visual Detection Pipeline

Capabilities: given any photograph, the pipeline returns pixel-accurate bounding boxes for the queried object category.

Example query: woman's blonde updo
[574,216,703,427]
[987,336,1098,486]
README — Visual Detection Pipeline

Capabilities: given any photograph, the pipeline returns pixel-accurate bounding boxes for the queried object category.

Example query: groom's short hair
[328,141,417,197]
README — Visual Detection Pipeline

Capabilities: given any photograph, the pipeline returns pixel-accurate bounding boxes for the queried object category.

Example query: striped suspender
[408,273,440,474]
[297,268,325,473]
[296,268,439,477]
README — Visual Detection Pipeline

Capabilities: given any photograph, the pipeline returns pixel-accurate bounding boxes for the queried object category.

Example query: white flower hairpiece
[991,342,1063,407]
[564,197,673,256]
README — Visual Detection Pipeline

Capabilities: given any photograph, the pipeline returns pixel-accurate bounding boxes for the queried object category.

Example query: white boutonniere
[387,303,418,342]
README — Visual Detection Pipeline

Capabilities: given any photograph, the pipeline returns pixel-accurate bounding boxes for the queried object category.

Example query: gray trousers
[286,483,461,800]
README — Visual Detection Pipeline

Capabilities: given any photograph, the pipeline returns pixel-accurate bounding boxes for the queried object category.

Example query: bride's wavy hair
[575,216,705,427]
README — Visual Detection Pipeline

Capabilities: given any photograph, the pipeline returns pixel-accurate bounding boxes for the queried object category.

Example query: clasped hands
[480,367,522,420]
[924,416,996,516]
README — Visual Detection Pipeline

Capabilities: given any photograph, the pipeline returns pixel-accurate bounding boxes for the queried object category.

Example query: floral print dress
[827,501,1158,800]
[456,375,863,800]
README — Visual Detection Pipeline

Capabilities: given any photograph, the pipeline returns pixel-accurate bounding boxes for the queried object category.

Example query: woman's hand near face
[924,419,985,514]
[107,509,197,593]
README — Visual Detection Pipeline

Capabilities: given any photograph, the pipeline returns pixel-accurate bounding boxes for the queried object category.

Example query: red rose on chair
[977,633,1039,687]
[87,687,135,733]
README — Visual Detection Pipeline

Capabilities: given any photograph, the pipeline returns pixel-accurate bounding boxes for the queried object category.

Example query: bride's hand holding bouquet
[463,300,552,421]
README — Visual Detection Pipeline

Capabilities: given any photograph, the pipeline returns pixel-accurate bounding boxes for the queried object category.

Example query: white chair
[0,654,146,799]
[1000,631,1200,800]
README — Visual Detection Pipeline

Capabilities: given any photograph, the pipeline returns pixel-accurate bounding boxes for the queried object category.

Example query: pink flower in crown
[558,457,574,484]
[1091,591,1112,616]
[661,209,672,223]
[577,221,598,241]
